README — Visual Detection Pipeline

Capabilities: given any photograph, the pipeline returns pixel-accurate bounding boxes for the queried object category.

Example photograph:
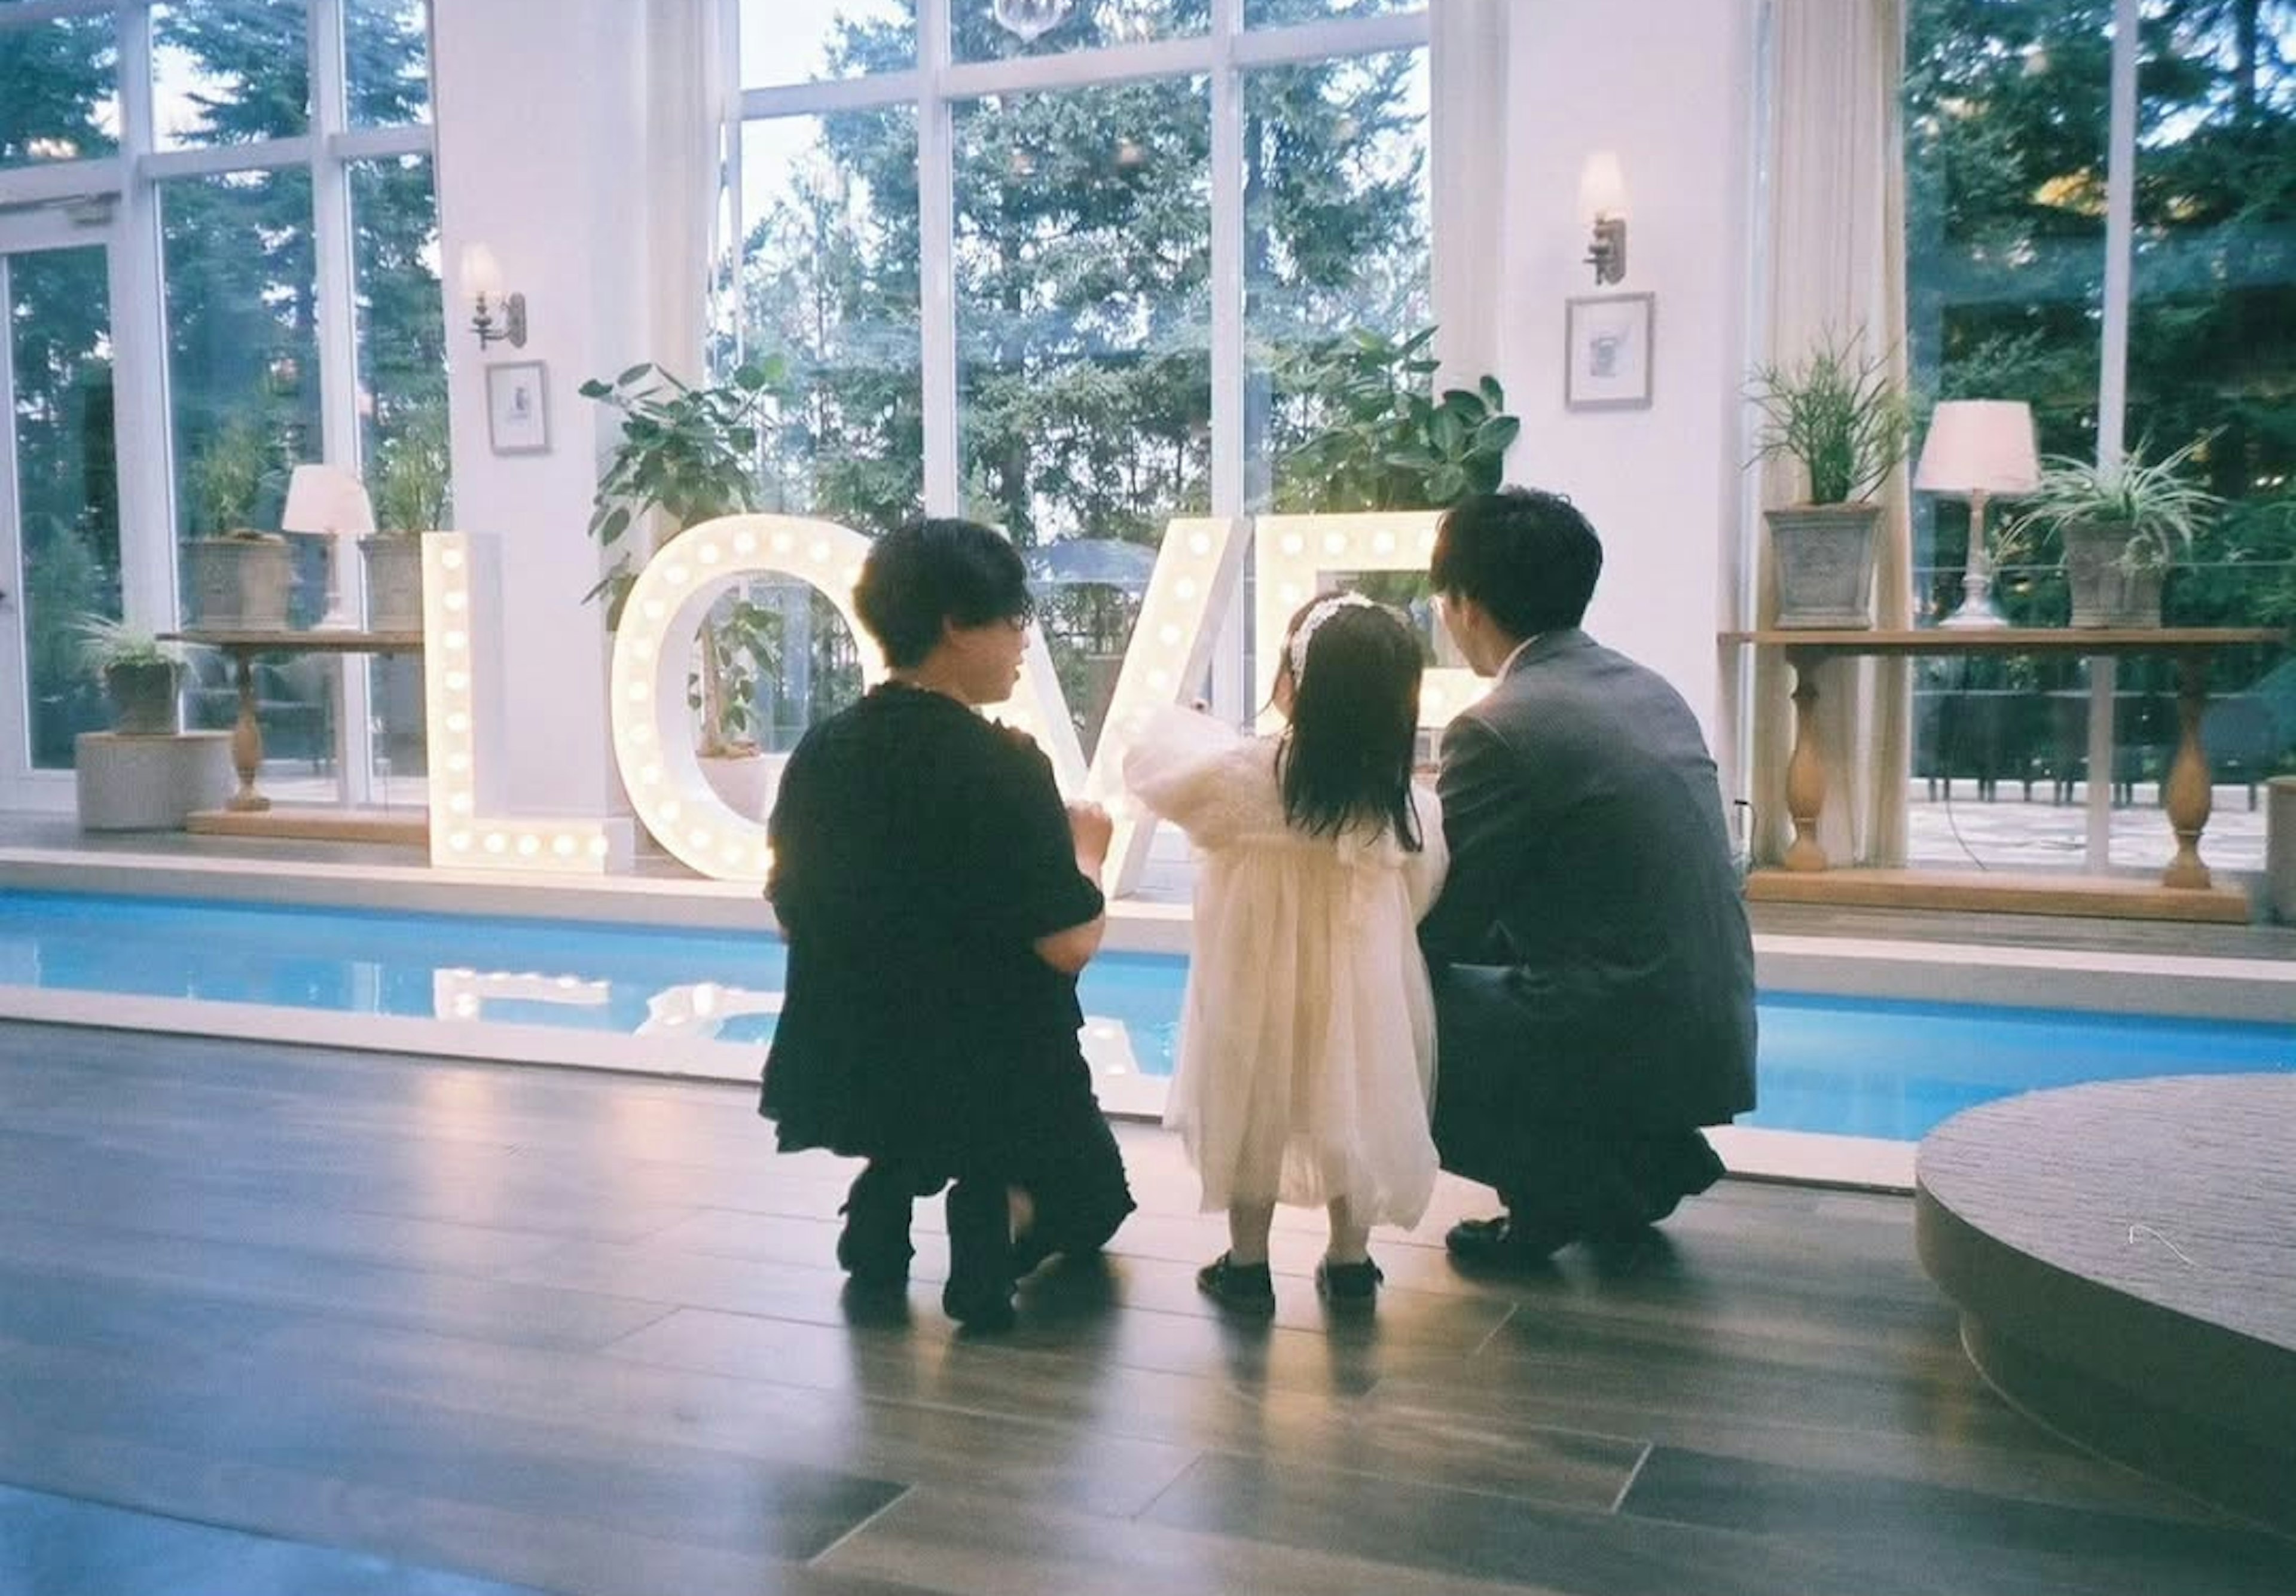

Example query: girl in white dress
[1124,591,1446,1311]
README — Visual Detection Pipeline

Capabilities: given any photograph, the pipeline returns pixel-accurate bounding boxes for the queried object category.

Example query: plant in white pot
[185,420,293,631]
[364,412,449,632]
[2004,439,2221,629]
[579,359,789,818]
[1748,329,1911,628]
[74,615,184,735]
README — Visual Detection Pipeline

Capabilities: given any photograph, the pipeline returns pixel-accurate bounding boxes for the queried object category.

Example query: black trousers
[1431,965,1727,1236]
[842,1102,1135,1285]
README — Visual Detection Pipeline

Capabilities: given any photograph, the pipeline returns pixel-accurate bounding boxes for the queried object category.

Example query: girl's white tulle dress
[1124,705,1448,1227]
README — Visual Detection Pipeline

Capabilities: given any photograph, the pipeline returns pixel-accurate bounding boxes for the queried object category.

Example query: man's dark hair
[853,517,1034,668]
[1429,487,1604,638]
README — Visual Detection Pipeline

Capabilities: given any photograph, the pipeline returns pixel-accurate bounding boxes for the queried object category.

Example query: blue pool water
[0,890,2286,1143]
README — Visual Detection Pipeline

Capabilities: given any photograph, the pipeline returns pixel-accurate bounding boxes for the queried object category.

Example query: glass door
[0,221,120,810]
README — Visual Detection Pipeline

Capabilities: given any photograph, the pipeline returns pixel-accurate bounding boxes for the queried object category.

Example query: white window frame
[0,0,438,805]
[733,1,1431,714]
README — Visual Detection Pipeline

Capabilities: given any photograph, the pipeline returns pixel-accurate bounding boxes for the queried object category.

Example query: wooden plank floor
[1,1024,2291,1596]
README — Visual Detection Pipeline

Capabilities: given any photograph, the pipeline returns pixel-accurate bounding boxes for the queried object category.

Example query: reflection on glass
[344,0,429,126]
[350,154,442,794]
[1242,48,1430,517]
[729,579,866,756]
[350,155,445,478]
[161,169,336,792]
[739,0,914,85]
[5,246,118,771]
[0,13,120,167]
[954,78,1212,757]
[1904,0,2289,873]
[740,113,921,539]
[1901,0,2103,868]
[2120,1,2294,870]
[956,0,1202,63]
[152,0,310,149]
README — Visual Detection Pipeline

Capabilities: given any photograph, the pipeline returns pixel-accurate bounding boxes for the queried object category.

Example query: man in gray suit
[1421,488,1757,1265]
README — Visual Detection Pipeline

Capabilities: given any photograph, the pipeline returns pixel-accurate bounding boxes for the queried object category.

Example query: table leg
[1784,650,1828,871]
[2161,653,2213,889]
[225,650,270,813]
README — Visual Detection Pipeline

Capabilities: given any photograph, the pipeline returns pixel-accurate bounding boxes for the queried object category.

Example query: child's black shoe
[1195,1252,1275,1315]
[1315,1255,1383,1305]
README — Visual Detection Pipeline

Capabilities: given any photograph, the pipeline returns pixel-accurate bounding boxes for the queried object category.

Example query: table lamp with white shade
[1915,399,2040,629]
[280,463,374,629]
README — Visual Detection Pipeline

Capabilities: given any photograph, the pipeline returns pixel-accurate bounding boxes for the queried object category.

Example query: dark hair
[1275,594,1424,851]
[1429,487,1603,638]
[853,517,1034,668]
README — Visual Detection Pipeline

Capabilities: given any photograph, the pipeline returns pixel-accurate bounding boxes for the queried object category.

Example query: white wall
[1493,0,1760,747]
[431,0,656,815]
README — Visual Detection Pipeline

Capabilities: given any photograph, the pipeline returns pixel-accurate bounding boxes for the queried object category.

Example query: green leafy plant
[187,418,279,539]
[72,614,182,677]
[371,410,451,534]
[2004,438,2223,575]
[1747,329,1910,505]
[579,359,787,757]
[1275,327,1519,512]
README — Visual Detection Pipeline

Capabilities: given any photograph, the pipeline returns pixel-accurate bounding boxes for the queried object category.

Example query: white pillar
[430,0,658,816]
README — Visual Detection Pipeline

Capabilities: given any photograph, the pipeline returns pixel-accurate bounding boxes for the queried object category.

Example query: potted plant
[184,419,293,631]
[580,359,788,814]
[1275,326,1519,513]
[1271,325,1519,663]
[74,615,183,735]
[363,411,450,632]
[2004,439,2221,629]
[1748,329,1910,628]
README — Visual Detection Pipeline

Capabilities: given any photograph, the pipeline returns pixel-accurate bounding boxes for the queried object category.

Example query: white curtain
[633,0,736,563]
[1753,0,1912,866]
[643,0,735,393]
[1428,0,1512,391]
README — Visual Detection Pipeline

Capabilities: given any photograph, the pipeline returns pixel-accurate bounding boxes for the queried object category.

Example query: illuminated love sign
[424,509,1483,894]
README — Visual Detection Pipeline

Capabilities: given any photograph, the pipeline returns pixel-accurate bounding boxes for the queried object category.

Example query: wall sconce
[459,243,526,349]
[1578,152,1629,286]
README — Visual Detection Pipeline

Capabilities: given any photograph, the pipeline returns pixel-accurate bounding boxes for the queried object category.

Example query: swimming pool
[1,889,2285,1155]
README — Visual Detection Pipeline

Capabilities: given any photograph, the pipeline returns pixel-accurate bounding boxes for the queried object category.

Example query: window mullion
[1231,11,1428,69]
[141,137,322,181]
[309,0,374,800]
[111,0,176,634]
[330,124,433,162]
[941,33,1215,98]
[1209,0,1242,520]
[918,0,959,516]
[2083,0,2142,872]
[1207,0,1247,721]
[743,70,929,119]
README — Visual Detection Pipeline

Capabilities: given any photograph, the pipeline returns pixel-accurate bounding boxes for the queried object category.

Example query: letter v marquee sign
[421,510,1483,896]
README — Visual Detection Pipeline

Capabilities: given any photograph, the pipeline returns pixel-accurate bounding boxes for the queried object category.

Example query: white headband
[1286,591,1384,686]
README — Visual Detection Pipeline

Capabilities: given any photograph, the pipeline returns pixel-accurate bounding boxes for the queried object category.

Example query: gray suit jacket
[1419,629,1757,1131]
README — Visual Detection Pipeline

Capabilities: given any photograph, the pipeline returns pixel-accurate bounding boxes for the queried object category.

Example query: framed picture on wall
[486,360,550,454]
[1564,293,1656,411]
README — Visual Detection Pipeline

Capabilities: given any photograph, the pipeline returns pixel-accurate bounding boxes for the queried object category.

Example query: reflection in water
[3,892,2283,1143]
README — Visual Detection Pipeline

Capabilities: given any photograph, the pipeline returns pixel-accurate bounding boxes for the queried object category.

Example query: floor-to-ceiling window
[0,0,439,811]
[1904,0,2292,873]
[735,0,1430,756]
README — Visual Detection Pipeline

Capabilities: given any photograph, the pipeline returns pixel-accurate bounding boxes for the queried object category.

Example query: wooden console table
[164,628,425,843]
[1724,628,2282,921]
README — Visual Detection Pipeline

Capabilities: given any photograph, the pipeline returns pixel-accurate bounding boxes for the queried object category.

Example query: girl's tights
[1227,1196,1370,1267]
